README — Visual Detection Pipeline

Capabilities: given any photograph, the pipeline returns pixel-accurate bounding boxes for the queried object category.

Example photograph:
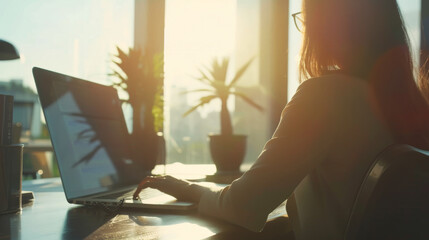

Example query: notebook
[32,67,196,211]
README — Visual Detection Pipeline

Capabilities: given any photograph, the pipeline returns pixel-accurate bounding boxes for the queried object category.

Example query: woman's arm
[137,78,339,231]
[198,79,339,231]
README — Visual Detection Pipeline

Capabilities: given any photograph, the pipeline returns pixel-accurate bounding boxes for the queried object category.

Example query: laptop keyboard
[95,188,164,200]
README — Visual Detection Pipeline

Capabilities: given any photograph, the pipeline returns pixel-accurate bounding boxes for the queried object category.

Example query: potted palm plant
[110,46,164,172]
[184,57,263,173]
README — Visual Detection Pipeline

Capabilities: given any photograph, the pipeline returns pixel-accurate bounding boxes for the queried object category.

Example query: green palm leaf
[183,95,217,117]
[180,89,214,95]
[184,56,261,136]
[232,91,264,111]
[208,58,229,83]
[228,57,255,88]
[218,58,230,83]
[196,68,214,85]
[116,46,127,61]
[110,46,164,133]
[109,70,127,84]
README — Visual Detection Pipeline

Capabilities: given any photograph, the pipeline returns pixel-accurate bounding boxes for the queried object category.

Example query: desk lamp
[0,39,20,60]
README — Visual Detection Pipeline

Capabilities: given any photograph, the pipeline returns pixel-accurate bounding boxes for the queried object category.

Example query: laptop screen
[33,68,147,199]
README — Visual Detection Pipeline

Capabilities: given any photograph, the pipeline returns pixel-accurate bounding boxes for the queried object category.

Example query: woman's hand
[133,175,206,203]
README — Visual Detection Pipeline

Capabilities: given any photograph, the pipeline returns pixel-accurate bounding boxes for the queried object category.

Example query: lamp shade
[0,39,20,60]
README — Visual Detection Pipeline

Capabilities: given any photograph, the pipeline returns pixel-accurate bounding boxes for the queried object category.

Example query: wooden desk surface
[0,178,290,240]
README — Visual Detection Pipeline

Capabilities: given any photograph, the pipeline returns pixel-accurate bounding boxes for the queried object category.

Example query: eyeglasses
[292,12,304,33]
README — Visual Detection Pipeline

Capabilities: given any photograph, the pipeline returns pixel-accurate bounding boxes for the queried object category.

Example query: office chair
[345,144,429,240]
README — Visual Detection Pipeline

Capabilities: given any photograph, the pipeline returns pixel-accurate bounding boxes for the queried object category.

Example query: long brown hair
[299,0,429,149]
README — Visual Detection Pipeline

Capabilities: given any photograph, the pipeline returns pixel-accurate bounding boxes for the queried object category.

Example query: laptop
[32,67,196,211]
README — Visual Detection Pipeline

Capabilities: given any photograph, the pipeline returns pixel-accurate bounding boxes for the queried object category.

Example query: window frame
[135,0,290,138]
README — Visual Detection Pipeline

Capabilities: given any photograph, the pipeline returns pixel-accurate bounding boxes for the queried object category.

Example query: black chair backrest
[345,144,429,240]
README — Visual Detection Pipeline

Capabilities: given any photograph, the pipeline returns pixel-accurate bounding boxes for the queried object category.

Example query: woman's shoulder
[300,73,367,91]
[288,73,371,117]
[296,73,368,101]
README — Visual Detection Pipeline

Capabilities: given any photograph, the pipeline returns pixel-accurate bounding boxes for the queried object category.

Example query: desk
[0,178,291,240]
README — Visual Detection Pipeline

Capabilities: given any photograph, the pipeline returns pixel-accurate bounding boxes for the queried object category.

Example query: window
[164,0,273,165]
[0,0,134,133]
[397,0,422,67]
[0,0,134,90]
[0,0,134,178]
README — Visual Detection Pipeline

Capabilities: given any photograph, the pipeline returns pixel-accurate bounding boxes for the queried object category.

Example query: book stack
[0,94,13,213]
[0,94,13,146]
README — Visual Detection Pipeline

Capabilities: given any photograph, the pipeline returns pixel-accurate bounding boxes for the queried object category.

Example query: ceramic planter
[209,134,246,173]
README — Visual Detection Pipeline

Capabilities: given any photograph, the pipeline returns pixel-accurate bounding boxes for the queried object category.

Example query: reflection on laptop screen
[34,68,142,199]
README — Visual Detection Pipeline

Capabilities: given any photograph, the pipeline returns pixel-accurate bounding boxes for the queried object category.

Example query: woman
[134,0,429,239]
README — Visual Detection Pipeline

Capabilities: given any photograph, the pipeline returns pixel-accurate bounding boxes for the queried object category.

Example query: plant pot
[209,134,246,173]
[132,132,165,173]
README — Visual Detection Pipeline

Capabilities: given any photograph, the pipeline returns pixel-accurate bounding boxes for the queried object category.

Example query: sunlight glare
[161,222,216,240]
